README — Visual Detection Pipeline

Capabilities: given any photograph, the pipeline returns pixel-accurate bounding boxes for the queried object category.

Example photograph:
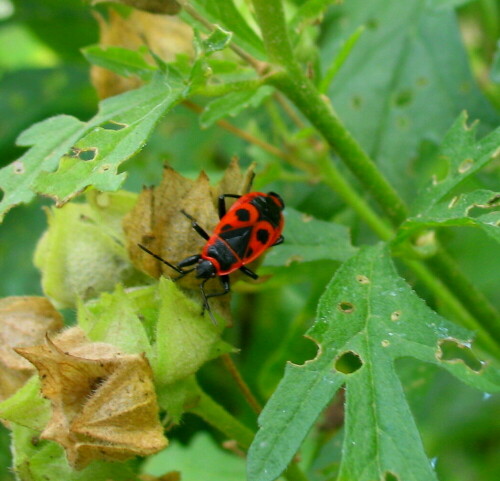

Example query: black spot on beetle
[236,208,251,221]
[257,229,270,244]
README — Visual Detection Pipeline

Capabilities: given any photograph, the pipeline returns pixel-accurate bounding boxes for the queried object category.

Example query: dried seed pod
[0,297,63,401]
[16,327,167,469]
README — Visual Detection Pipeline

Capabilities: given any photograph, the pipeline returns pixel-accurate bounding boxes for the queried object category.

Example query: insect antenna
[138,244,193,279]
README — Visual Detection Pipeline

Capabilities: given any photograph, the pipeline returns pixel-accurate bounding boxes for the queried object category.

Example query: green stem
[316,155,394,241]
[190,389,254,449]
[190,389,311,481]
[430,249,500,342]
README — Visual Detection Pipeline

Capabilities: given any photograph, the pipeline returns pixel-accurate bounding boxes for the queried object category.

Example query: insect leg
[181,209,210,240]
[239,265,259,280]
[218,194,241,219]
[272,235,284,246]
[178,254,201,268]
[200,275,231,325]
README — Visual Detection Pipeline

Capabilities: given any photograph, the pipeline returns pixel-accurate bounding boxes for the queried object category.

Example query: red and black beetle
[139,191,285,322]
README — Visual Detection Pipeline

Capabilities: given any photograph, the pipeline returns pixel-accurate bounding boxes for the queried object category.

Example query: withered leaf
[0,297,63,401]
[16,327,167,470]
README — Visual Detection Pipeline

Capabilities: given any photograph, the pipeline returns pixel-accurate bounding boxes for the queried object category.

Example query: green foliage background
[0,0,499,480]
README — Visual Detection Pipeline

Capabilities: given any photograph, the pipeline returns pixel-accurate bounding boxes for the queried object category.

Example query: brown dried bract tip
[15,327,167,470]
[0,296,63,401]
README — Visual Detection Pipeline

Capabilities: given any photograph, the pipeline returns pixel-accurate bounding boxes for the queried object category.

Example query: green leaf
[411,113,500,213]
[263,208,357,267]
[394,114,500,245]
[202,26,233,54]
[0,115,85,221]
[81,45,157,80]
[0,72,184,220]
[200,86,273,128]
[142,432,246,481]
[397,189,500,245]
[248,244,500,481]
[10,424,137,481]
[321,0,499,200]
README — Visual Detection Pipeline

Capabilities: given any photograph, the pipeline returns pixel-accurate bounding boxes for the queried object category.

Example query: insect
[139,191,285,323]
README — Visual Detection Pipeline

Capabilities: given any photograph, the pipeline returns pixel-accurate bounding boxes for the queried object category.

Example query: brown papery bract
[15,327,167,469]
[0,296,63,401]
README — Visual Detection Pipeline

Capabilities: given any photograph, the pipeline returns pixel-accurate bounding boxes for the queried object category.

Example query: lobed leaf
[395,114,500,244]
[321,0,499,199]
[248,244,500,481]
[0,72,184,221]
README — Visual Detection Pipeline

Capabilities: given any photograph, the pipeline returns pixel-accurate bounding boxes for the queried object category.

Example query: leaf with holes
[397,189,500,245]
[321,1,499,200]
[0,71,184,221]
[247,244,500,481]
[394,114,500,245]
[263,208,357,267]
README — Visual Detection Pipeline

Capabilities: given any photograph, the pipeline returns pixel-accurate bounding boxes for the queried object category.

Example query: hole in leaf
[356,275,370,284]
[458,158,473,173]
[391,310,401,321]
[101,120,127,131]
[351,95,362,109]
[438,339,483,372]
[394,89,413,107]
[338,301,354,313]
[12,160,25,174]
[381,340,390,347]
[335,351,363,374]
[78,148,97,161]
[385,472,400,481]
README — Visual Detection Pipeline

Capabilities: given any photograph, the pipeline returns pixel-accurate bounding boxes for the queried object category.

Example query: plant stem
[430,249,500,342]
[190,388,311,481]
[221,353,262,414]
[190,389,254,449]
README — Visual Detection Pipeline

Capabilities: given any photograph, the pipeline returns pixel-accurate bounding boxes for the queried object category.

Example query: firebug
[139,192,285,323]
